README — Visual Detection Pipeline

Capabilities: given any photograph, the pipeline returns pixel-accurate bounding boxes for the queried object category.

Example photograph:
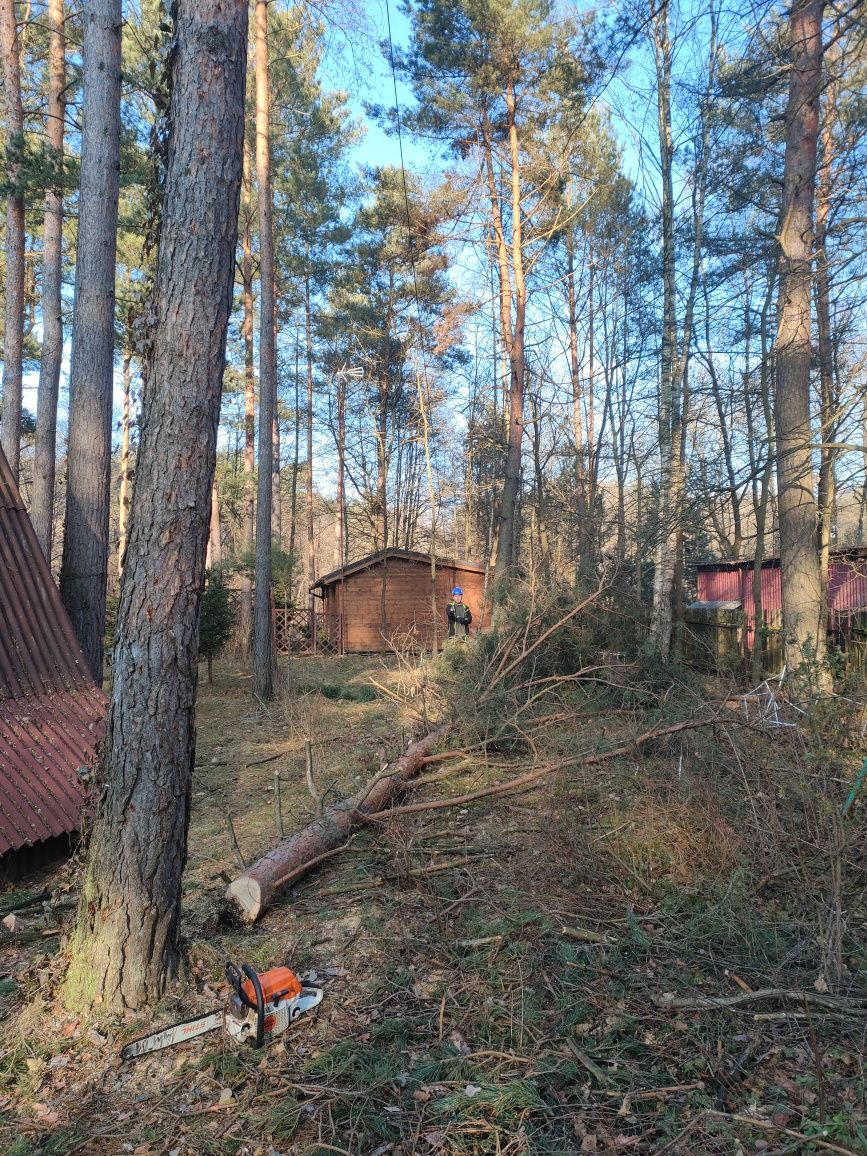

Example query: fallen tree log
[224,726,450,923]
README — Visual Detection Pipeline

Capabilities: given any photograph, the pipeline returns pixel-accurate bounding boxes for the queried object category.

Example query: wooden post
[226,810,247,871]
[274,771,284,837]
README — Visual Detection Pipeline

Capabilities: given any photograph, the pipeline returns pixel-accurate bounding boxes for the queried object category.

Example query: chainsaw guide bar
[120,962,323,1061]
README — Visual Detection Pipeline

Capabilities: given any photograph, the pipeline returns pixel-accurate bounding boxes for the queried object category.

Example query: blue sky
[321,0,440,175]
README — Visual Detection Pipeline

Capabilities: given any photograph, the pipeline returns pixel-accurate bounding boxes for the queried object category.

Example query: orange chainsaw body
[240,966,302,1007]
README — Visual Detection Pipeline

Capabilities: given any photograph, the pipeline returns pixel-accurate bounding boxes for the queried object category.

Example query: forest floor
[1,650,866,1156]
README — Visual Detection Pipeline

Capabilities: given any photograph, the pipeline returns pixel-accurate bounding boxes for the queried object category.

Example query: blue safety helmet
[452,587,463,596]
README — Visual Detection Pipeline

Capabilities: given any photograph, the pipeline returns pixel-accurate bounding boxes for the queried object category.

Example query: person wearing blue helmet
[446,586,473,639]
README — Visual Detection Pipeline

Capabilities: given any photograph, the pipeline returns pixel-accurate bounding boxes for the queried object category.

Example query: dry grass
[605,792,743,884]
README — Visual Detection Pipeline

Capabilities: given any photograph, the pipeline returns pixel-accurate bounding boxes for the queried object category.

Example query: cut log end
[225,875,262,923]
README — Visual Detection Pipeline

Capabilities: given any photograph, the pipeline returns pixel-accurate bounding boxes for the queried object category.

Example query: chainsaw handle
[225,962,251,1007]
[225,962,265,1046]
[241,964,265,1048]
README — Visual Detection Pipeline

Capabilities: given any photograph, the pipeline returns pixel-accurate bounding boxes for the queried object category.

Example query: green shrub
[199,567,235,682]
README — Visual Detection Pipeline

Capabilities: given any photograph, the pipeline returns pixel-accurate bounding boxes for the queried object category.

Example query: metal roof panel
[0,447,106,854]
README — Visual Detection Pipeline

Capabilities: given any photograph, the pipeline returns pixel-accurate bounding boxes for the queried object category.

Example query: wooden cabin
[310,549,490,654]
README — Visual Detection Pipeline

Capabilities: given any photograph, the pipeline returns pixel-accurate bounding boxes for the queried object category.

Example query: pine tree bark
[493,83,526,582]
[59,0,122,682]
[206,481,222,568]
[252,0,276,700]
[649,0,678,658]
[63,0,248,1012]
[773,0,829,686]
[335,368,347,568]
[815,69,836,643]
[239,137,255,645]
[649,0,714,659]
[0,0,25,482]
[566,225,588,581]
[305,269,316,635]
[31,0,66,555]
[751,265,777,683]
[117,344,132,578]
[288,339,300,563]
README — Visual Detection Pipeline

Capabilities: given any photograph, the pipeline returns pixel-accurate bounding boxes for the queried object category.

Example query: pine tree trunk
[649,0,678,659]
[272,410,281,547]
[335,369,346,568]
[493,84,526,583]
[240,139,255,645]
[117,346,132,578]
[252,0,276,701]
[206,481,222,568]
[773,0,829,688]
[0,0,25,482]
[305,270,316,637]
[31,0,66,557]
[288,340,300,564]
[650,0,714,659]
[815,71,836,645]
[63,0,248,1013]
[566,228,588,581]
[59,0,122,683]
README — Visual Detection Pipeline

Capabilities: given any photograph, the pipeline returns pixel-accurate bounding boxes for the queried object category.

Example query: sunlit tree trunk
[0,0,25,480]
[288,337,300,564]
[305,269,316,635]
[31,0,66,556]
[493,81,526,581]
[239,138,255,645]
[649,0,678,657]
[335,368,347,567]
[773,0,829,687]
[63,0,247,1012]
[566,223,589,581]
[252,0,276,701]
[649,0,714,659]
[815,69,837,643]
[206,481,222,568]
[272,408,281,546]
[750,267,777,683]
[59,0,122,682]
[117,345,132,578]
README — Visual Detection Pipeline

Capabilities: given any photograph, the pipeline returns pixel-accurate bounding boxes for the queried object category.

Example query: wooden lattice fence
[273,608,341,656]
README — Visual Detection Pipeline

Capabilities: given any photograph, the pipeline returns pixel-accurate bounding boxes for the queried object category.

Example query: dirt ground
[1,652,866,1155]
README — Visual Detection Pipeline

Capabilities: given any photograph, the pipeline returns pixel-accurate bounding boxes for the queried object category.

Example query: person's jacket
[447,601,472,626]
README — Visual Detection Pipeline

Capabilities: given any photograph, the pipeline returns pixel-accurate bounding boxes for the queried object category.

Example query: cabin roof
[0,446,106,855]
[694,545,867,572]
[312,548,486,591]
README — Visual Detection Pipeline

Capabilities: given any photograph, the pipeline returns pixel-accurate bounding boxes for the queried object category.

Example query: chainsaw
[121,961,323,1061]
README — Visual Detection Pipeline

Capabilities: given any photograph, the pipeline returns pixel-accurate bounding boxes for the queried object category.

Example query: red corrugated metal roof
[0,446,106,854]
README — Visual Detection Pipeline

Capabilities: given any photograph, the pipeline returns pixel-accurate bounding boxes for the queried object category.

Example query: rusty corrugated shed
[696,551,867,650]
[0,446,106,855]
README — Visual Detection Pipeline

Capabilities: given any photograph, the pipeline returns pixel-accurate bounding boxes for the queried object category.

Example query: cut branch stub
[224,726,449,923]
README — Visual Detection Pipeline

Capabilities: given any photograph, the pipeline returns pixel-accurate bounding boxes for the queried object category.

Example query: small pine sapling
[200,568,235,683]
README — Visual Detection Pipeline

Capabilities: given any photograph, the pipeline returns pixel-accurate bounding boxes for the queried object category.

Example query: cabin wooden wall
[319,560,489,653]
